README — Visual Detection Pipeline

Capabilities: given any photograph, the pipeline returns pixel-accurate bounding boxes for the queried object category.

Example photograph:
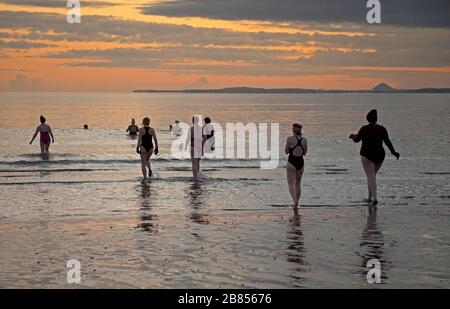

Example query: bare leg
[286,163,298,207]
[191,158,196,178]
[361,157,377,202]
[140,147,148,179]
[44,142,50,154]
[365,163,382,201]
[147,160,152,177]
[292,207,300,225]
[366,184,372,202]
[375,163,383,175]
[192,158,200,178]
[195,159,200,177]
[295,168,304,206]
[39,141,45,154]
[146,151,153,177]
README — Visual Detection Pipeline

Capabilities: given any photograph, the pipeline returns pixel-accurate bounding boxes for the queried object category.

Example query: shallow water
[0,92,449,288]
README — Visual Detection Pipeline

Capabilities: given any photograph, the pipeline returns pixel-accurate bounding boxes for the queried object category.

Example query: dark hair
[143,117,150,126]
[40,115,46,124]
[366,109,378,123]
[204,117,211,124]
[292,123,302,135]
[84,124,89,129]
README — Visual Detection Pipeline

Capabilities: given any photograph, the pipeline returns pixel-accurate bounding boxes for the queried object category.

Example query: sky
[0,0,449,92]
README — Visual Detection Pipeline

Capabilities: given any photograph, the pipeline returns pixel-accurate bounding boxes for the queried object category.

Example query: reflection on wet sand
[185,181,209,225]
[136,181,159,235]
[287,208,307,287]
[359,206,388,282]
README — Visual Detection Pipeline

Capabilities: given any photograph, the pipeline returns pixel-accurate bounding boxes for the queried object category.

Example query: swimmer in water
[285,123,307,208]
[171,120,182,137]
[136,117,158,180]
[126,119,139,136]
[350,109,400,206]
[29,115,54,155]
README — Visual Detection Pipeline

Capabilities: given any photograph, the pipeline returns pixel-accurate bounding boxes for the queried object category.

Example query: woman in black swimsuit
[285,123,308,208]
[136,117,159,180]
[350,109,400,206]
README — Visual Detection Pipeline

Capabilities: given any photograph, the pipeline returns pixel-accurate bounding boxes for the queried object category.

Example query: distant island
[134,83,450,94]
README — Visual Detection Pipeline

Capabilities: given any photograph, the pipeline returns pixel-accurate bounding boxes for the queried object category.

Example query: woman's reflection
[286,208,307,287]
[185,180,209,225]
[359,206,388,282]
[136,180,159,235]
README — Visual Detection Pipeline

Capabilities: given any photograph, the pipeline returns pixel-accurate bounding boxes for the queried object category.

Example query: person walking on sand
[185,116,205,179]
[29,115,54,155]
[136,117,158,180]
[350,109,400,206]
[285,123,307,208]
[126,118,139,136]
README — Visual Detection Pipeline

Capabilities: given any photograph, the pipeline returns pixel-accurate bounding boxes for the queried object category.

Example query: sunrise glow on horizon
[1,0,449,92]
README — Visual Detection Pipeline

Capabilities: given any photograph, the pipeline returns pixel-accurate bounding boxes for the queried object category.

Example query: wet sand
[0,197,448,288]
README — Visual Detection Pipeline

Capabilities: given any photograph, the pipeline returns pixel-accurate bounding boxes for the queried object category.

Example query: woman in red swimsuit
[30,115,54,155]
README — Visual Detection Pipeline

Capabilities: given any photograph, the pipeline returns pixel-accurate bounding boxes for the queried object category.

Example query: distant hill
[134,84,450,94]
[373,82,397,93]
[133,87,346,94]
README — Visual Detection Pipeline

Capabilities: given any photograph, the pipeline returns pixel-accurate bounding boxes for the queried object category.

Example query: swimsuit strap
[296,136,305,153]
[290,136,305,155]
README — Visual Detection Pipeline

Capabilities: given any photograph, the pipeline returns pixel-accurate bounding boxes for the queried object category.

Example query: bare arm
[185,128,191,151]
[49,126,54,143]
[136,129,142,152]
[153,129,159,154]
[302,138,308,156]
[285,137,290,154]
[350,127,364,143]
[202,126,207,140]
[202,127,206,147]
[126,125,130,133]
[30,126,39,144]
[383,128,400,159]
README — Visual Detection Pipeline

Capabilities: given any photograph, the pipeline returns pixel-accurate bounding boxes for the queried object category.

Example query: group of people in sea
[284,109,399,208]
[29,109,399,208]
[126,115,215,180]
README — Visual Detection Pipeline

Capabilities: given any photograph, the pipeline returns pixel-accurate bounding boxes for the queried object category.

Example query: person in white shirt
[203,117,215,153]
[185,116,204,179]
[171,120,182,137]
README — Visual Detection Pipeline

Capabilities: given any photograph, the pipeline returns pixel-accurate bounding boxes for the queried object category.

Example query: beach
[0,92,449,288]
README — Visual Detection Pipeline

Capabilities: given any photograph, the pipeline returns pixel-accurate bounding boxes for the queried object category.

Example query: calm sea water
[0,92,448,288]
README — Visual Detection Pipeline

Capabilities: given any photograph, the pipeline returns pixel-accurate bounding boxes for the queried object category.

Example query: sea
[0,92,448,288]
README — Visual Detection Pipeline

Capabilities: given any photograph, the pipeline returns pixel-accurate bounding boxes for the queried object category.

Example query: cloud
[0,0,117,8]
[142,0,450,28]
[0,10,448,80]
[8,73,43,91]
[0,39,55,49]
[185,77,210,89]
